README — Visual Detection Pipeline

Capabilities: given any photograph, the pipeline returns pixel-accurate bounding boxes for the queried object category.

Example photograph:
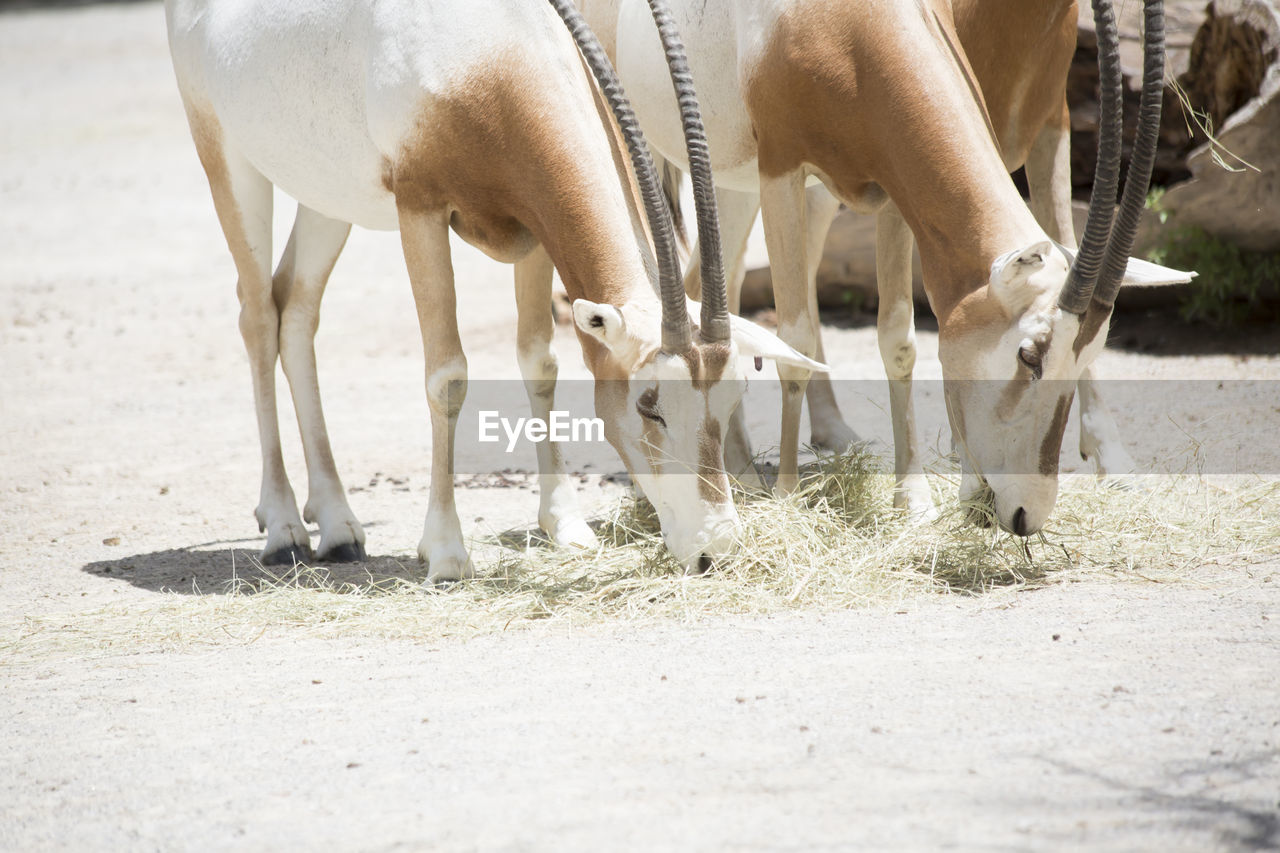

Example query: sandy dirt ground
[2,3,1278,850]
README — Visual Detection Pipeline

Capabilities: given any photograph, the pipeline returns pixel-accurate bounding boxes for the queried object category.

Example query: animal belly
[211,94,400,231]
[237,133,399,231]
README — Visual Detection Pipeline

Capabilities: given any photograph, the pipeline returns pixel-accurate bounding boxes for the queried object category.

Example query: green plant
[1145,187,1169,224]
[1147,225,1280,328]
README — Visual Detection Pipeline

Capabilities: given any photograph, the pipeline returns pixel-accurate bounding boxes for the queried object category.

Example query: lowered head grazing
[573,299,823,571]
[939,0,1190,536]
[553,0,824,571]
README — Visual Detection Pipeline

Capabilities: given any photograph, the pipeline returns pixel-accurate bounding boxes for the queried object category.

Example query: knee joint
[518,351,558,380]
[427,363,468,418]
[880,341,917,379]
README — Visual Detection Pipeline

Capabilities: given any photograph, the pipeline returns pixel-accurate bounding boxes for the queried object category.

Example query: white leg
[398,206,473,582]
[760,169,816,495]
[514,246,596,549]
[800,186,859,452]
[275,204,367,561]
[1024,107,1076,247]
[1077,368,1138,485]
[683,185,759,313]
[194,126,310,564]
[876,203,937,521]
[697,187,763,489]
[1027,111,1135,485]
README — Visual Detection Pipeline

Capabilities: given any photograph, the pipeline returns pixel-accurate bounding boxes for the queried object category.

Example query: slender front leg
[274,204,366,561]
[876,203,936,520]
[191,118,309,564]
[696,187,764,489]
[799,185,859,452]
[398,205,473,582]
[514,245,596,549]
[760,169,815,494]
[1077,368,1137,485]
[1024,103,1076,247]
[682,184,761,312]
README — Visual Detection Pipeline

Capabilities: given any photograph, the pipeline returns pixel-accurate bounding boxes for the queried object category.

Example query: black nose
[696,553,714,574]
[1012,506,1029,537]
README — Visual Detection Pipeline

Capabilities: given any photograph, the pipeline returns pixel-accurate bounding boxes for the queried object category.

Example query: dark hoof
[261,544,313,566]
[318,541,367,563]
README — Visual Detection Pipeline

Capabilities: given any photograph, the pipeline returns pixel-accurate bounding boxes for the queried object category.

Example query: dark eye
[637,388,666,428]
[1018,346,1043,380]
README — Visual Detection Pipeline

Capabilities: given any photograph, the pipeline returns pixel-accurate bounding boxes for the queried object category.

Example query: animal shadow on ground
[80,517,618,596]
[1040,751,1280,850]
[82,527,429,596]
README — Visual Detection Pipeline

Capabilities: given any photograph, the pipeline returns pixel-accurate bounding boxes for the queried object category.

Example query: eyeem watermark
[478,410,605,453]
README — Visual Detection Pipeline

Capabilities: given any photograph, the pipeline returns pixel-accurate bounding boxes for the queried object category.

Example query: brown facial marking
[638,390,665,473]
[699,341,732,381]
[1024,337,1049,378]
[697,416,727,502]
[997,376,1031,421]
[998,336,1051,418]
[1039,393,1074,476]
[1072,300,1111,357]
[681,341,733,392]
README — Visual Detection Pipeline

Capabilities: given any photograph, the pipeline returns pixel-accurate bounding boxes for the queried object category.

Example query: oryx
[587,0,1188,535]
[654,0,1193,520]
[163,0,821,578]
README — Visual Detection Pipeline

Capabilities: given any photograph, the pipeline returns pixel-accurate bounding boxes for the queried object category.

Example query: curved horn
[645,0,730,342]
[548,0,691,353]
[1094,0,1166,308]
[1059,0,1125,315]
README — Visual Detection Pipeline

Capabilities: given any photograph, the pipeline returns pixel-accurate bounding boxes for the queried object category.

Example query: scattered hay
[6,449,1279,659]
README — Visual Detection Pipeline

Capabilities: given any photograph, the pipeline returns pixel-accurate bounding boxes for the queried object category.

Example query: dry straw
[8,449,1279,659]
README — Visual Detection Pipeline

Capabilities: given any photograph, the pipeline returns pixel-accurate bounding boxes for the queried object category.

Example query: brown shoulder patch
[388,48,640,296]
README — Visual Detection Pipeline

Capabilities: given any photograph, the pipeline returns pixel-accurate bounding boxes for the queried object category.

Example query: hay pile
[9,450,1280,657]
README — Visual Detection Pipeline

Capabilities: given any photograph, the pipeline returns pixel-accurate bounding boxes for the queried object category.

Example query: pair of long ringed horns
[548,0,729,352]
[1060,0,1166,315]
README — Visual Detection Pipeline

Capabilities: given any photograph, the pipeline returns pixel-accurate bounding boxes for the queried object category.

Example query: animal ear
[1051,242,1196,287]
[729,315,829,372]
[572,300,628,350]
[990,240,1053,304]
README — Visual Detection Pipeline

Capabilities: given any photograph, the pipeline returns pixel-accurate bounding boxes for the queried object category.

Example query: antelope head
[552,0,824,571]
[939,0,1189,535]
